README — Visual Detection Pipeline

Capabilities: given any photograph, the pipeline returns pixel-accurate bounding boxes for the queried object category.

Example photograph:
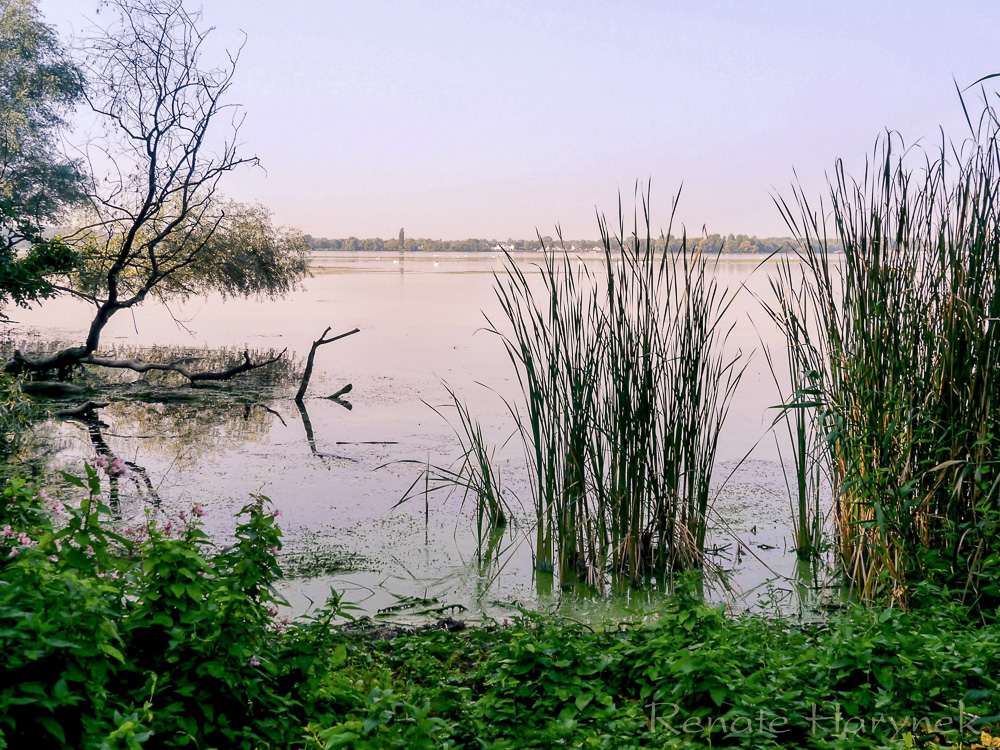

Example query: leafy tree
[0,0,82,313]
[4,0,309,378]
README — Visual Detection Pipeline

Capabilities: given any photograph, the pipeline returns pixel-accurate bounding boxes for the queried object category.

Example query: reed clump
[484,192,744,588]
[773,96,1000,607]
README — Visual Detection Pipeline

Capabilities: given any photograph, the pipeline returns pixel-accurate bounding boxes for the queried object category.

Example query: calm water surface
[6,252,836,623]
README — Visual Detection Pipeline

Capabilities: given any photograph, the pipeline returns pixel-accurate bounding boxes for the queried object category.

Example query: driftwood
[78,348,288,384]
[296,327,359,402]
[327,383,353,400]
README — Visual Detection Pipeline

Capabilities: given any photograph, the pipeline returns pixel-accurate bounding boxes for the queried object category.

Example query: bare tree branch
[78,347,287,384]
[295,327,360,402]
[4,0,308,380]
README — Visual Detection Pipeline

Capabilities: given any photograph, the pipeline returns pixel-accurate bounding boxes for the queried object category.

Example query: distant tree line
[303,233,842,254]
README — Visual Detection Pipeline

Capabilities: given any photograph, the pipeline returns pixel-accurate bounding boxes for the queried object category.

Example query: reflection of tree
[59,407,160,515]
[106,397,277,470]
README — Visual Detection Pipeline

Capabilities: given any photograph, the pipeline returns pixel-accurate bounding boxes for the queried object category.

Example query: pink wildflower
[191,504,204,518]
[8,548,18,558]
[109,457,129,477]
[94,455,110,470]
[271,509,282,518]
[1,525,12,538]
[250,656,260,667]
[267,605,278,617]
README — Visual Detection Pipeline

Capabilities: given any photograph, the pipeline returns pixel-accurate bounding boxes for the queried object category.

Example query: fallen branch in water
[326,383,353,400]
[79,349,288,384]
[296,326,360,402]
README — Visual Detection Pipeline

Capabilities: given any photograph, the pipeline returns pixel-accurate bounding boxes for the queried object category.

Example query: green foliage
[0,0,82,312]
[2,465,999,748]
[0,374,36,460]
[71,199,311,304]
[0,467,302,748]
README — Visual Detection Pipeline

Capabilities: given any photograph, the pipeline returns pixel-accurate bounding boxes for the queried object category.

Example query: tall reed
[486,190,744,587]
[773,95,1000,606]
[761,264,826,560]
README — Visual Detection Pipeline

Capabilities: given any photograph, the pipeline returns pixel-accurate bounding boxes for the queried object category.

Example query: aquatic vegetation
[413,190,745,590]
[760,262,827,561]
[772,95,1000,607]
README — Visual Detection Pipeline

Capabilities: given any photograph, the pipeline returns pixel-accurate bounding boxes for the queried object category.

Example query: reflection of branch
[294,399,354,462]
[325,383,353,409]
[80,348,287,384]
[54,401,109,419]
[296,327,360,402]
[57,405,161,512]
[259,404,287,426]
[325,382,353,410]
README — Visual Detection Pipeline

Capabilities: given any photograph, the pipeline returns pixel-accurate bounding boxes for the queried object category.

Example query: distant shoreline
[306,235,844,255]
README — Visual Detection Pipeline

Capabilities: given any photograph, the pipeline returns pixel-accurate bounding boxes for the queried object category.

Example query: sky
[39,0,1000,241]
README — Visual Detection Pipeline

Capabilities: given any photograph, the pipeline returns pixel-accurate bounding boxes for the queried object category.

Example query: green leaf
[99,643,125,663]
[39,717,66,743]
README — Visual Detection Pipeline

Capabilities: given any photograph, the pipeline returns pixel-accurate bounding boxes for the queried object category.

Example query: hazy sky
[40,0,1000,240]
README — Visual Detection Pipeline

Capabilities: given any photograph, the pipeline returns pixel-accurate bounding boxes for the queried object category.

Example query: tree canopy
[0,0,82,312]
[3,0,311,379]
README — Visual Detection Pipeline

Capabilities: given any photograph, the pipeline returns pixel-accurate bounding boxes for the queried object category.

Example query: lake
[4,252,836,624]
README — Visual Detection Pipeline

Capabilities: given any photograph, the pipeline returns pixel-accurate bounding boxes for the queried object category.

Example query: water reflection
[3,253,838,622]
